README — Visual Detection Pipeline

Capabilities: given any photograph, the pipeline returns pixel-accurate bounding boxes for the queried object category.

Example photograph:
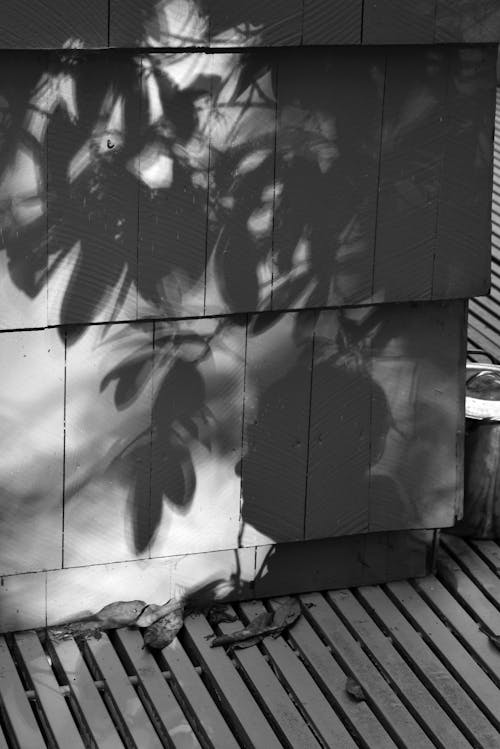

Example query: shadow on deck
[1,535,500,748]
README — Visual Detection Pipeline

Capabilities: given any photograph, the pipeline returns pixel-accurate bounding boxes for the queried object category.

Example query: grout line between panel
[237,315,249,547]
[270,60,279,311]
[302,311,317,540]
[61,329,67,568]
[135,53,143,321]
[148,322,156,559]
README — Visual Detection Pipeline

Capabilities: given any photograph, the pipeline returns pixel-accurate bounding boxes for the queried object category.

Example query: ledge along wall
[0,0,498,633]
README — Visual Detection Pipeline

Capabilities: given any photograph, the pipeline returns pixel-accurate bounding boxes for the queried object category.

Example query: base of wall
[0,529,436,634]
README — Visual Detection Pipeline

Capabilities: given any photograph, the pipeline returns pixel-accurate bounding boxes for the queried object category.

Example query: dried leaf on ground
[270,597,301,636]
[210,598,301,648]
[47,622,102,641]
[143,603,185,650]
[136,599,184,628]
[95,600,147,628]
[489,636,500,651]
[346,676,366,701]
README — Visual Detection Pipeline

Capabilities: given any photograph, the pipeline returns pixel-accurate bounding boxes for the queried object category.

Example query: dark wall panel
[241,311,314,544]
[47,51,140,326]
[305,309,372,539]
[435,0,500,42]
[0,52,48,329]
[363,0,436,44]
[433,46,497,299]
[303,0,363,45]
[204,54,277,316]
[272,47,385,311]
[373,48,447,302]
[137,53,209,320]
[0,0,107,49]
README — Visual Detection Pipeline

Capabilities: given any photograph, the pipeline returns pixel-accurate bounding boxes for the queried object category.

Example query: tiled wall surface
[0,2,496,629]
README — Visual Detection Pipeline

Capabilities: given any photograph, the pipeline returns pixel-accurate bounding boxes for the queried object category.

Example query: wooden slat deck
[468,86,500,363]
[1,538,500,747]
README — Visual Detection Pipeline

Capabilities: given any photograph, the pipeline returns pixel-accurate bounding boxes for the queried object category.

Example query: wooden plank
[114,627,201,749]
[160,638,240,749]
[149,318,244,558]
[241,310,314,544]
[435,0,500,42]
[387,580,500,729]
[0,0,107,48]
[469,540,500,575]
[0,636,46,749]
[0,51,48,330]
[373,47,447,302]
[415,574,500,686]
[47,635,123,749]
[327,588,472,748]
[209,1,302,46]
[305,309,371,538]
[272,597,399,749]
[0,723,8,749]
[137,52,209,320]
[437,549,500,634]
[356,585,500,748]
[467,318,500,362]
[433,46,497,300]
[468,308,500,340]
[0,328,64,574]
[303,0,362,45]
[301,591,435,748]
[63,322,153,565]
[239,600,359,748]
[216,607,321,749]
[469,296,500,326]
[83,631,163,749]
[369,301,465,531]
[47,50,139,326]
[442,536,500,606]
[182,612,283,748]
[273,47,384,310]
[363,0,436,44]
[204,53,276,316]
[14,631,85,749]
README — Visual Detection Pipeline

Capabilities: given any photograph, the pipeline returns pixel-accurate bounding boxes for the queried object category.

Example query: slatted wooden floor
[468,86,500,364]
[2,537,500,748]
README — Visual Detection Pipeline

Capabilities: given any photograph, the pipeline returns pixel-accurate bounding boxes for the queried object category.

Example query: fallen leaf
[95,600,147,628]
[210,611,273,648]
[134,603,162,627]
[480,628,500,650]
[346,676,366,702]
[270,597,301,637]
[211,601,302,648]
[143,605,185,650]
